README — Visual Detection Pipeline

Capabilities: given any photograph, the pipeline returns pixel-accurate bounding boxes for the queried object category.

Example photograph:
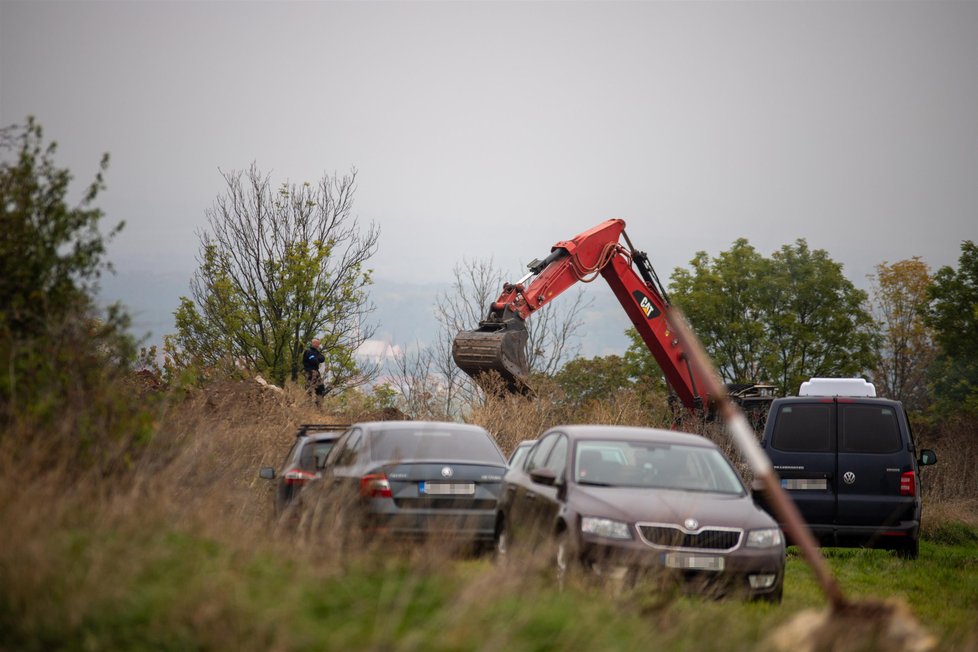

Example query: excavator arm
[452,218,706,409]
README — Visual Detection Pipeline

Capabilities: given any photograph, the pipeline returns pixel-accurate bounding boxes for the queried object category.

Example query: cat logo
[631,290,661,320]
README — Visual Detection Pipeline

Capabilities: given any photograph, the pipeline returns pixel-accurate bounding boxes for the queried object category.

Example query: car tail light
[283,470,316,486]
[360,473,392,498]
[900,471,916,496]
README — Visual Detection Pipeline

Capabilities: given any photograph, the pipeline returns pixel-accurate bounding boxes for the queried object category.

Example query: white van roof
[798,378,877,397]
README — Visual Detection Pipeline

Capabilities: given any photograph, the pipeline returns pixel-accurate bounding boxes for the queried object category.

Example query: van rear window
[840,405,901,453]
[771,404,833,452]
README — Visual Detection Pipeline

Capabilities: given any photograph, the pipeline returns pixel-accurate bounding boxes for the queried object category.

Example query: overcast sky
[2,1,976,351]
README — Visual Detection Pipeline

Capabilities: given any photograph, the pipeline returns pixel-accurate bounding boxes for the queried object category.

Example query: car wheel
[555,530,575,590]
[495,522,510,562]
[896,536,919,560]
[754,583,784,604]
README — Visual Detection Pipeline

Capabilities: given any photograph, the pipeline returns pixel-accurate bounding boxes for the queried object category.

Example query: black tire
[754,583,784,604]
[896,536,919,560]
[554,530,576,590]
[494,518,510,563]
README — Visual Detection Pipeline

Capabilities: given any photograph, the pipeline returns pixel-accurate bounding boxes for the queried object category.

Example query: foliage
[868,258,936,409]
[622,327,668,393]
[320,383,402,422]
[668,238,876,395]
[669,239,771,385]
[924,241,978,415]
[0,118,122,340]
[172,165,379,390]
[0,118,147,453]
[553,354,634,405]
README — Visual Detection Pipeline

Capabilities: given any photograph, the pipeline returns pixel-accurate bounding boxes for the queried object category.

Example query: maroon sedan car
[495,425,785,601]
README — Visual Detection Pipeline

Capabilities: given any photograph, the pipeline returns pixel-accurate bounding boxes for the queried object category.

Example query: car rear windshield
[771,404,833,452]
[574,440,745,495]
[840,404,902,453]
[370,428,504,464]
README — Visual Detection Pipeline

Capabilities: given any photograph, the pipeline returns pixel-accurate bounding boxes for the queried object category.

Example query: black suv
[755,379,936,559]
[259,423,349,513]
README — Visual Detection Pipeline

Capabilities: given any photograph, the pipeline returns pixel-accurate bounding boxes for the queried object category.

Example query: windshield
[574,440,745,495]
[370,428,505,464]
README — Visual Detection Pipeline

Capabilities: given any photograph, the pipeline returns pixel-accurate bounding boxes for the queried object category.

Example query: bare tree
[388,344,444,419]
[174,164,379,390]
[433,256,591,415]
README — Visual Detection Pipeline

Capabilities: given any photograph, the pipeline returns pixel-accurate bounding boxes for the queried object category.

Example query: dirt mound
[190,378,297,424]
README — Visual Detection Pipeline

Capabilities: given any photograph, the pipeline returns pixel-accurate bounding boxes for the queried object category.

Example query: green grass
[783,539,978,650]
[2,520,976,651]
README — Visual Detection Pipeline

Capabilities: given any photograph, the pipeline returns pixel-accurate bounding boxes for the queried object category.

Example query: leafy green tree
[669,239,770,385]
[763,240,876,394]
[622,327,667,393]
[667,239,876,396]
[869,258,936,409]
[554,354,634,405]
[924,241,978,414]
[0,118,149,464]
[0,117,121,339]
[173,165,379,391]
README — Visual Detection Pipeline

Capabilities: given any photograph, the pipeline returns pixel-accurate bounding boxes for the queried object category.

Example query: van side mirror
[918,449,937,466]
[259,467,276,480]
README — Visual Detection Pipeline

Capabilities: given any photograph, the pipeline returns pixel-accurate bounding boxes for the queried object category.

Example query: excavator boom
[452,219,706,409]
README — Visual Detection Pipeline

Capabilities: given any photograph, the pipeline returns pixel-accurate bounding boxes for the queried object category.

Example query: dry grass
[914,414,978,505]
[2,378,977,651]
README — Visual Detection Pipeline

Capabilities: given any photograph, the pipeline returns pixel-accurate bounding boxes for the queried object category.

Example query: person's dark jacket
[303,345,325,372]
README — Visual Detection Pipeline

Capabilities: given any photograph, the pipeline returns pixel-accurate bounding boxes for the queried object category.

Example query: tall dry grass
[2,376,977,650]
[0,378,625,649]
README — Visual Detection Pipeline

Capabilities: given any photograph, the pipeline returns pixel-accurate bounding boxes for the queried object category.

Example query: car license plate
[419,482,475,495]
[782,478,828,490]
[663,552,724,571]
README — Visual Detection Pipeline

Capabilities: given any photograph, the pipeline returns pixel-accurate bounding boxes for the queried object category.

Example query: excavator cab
[452,306,531,393]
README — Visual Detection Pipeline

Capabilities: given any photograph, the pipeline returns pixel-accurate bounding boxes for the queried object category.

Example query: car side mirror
[259,467,276,480]
[919,449,937,466]
[530,467,557,486]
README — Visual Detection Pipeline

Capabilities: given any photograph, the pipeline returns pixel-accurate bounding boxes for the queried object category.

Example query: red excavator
[451,218,775,417]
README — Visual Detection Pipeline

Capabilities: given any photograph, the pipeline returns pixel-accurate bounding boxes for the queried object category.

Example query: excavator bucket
[452,320,531,394]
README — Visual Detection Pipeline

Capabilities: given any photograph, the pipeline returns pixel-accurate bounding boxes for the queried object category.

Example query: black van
[755,379,937,559]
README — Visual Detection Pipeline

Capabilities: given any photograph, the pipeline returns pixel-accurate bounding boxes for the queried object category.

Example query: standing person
[303,338,326,404]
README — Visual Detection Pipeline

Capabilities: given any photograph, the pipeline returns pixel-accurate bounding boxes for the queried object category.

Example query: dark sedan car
[495,425,785,601]
[321,421,508,546]
[259,423,348,513]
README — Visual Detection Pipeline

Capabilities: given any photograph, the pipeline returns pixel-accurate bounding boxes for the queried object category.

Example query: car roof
[296,423,349,437]
[352,420,490,434]
[771,396,903,408]
[543,425,719,448]
[303,432,342,442]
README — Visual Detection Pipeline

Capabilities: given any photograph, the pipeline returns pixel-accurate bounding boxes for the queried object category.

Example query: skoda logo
[843,471,856,485]
[684,518,699,531]
[441,466,454,478]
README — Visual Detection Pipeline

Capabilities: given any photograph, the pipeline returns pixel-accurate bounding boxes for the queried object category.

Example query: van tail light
[360,473,393,498]
[284,470,317,486]
[899,471,916,496]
